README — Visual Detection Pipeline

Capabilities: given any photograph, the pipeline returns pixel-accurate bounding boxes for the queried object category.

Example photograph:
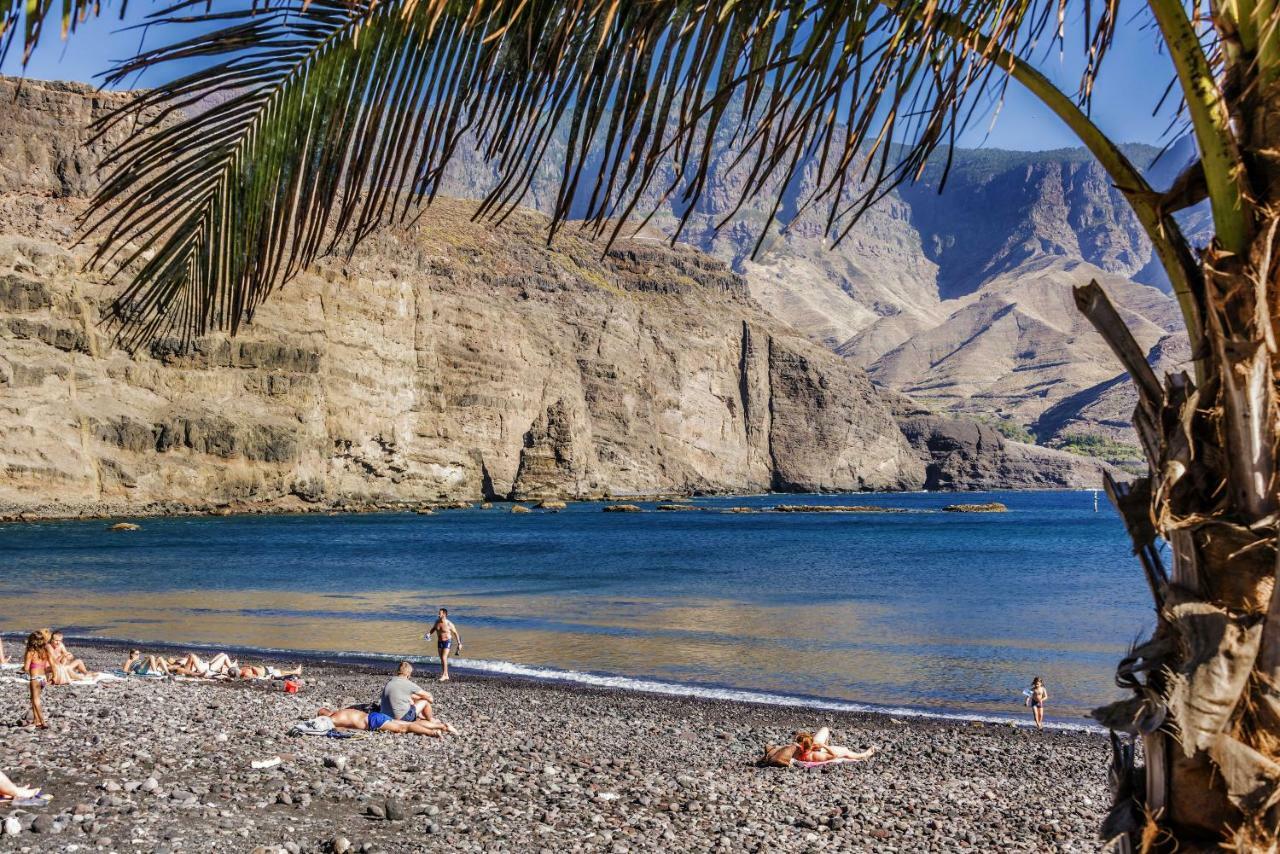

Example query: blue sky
[1,1,1177,152]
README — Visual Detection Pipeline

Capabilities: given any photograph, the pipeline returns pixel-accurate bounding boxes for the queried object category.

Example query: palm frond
[79,0,1165,343]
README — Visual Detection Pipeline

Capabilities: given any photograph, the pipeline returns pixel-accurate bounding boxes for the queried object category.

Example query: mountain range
[439,126,1204,466]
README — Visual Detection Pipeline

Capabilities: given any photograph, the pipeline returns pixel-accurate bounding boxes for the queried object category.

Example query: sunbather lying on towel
[167,652,238,678]
[236,663,303,680]
[761,728,877,767]
[124,650,171,677]
[316,706,457,737]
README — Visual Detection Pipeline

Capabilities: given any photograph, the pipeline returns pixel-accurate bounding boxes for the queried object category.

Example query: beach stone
[142,777,159,792]
[365,804,385,819]
[3,817,19,836]
[30,815,53,833]
[384,799,406,821]
[330,836,352,853]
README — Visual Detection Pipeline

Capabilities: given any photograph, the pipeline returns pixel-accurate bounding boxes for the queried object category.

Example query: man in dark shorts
[379,661,434,722]
[427,608,462,682]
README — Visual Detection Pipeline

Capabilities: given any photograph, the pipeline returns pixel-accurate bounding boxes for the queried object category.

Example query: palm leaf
[49,0,1188,343]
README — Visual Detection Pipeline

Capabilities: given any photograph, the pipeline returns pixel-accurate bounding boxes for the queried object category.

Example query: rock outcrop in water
[0,78,934,518]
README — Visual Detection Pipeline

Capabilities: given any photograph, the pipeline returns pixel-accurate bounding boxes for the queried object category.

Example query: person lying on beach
[379,661,435,723]
[235,663,303,681]
[315,705,457,737]
[23,630,52,729]
[0,770,43,801]
[0,636,9,666]
[167,652,239,678]
[761,728,877,767]
[124,650,171,677]
[49,632,95,684]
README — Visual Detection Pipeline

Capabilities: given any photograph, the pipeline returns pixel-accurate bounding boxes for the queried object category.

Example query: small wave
[448,657,1101,732]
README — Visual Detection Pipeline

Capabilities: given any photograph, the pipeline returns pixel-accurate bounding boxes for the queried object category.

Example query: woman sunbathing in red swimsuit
[761,728,878,766]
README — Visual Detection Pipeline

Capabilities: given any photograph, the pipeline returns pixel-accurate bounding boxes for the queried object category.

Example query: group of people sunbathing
[123,650,303,681]
[11,628,305,730]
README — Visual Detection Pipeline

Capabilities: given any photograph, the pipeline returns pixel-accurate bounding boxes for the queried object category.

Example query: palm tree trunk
[1079,223,1280,850]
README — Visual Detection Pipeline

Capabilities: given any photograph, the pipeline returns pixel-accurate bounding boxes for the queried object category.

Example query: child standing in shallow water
[1026,676,1048,729]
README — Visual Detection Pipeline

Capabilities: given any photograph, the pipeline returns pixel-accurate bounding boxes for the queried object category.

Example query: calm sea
[0,491,1149,724]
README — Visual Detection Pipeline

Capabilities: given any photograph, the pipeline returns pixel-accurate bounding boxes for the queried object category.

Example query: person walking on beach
[427,608,462,682]
[1026,676,1049,729]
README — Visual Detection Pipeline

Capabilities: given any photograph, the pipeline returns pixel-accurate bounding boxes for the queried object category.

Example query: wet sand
[0,642,1110,852]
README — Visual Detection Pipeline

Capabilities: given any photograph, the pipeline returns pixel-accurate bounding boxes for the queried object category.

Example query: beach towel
[0,662,20,671]
[11,792,52,807]
[793,757,859,769]
[65,672,123,686]
[288,716,336,736]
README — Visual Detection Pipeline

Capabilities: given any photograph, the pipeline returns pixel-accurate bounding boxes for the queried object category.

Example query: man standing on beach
[427,608,462,682]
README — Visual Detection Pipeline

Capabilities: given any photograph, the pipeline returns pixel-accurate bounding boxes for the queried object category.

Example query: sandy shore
[0,641,1110,852]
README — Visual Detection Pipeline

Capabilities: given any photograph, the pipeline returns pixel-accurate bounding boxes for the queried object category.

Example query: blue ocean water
[0,491,1151,723]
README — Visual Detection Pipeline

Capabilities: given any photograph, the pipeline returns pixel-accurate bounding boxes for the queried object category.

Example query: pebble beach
[0,642,1111,852]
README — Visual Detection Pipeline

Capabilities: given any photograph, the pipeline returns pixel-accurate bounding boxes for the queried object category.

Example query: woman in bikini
[167,652,238,678]
[23,630,53,729]
[123,650,171,677]
[235,663,304,680]
[762,728,878,766]
[1026,676,1049,729]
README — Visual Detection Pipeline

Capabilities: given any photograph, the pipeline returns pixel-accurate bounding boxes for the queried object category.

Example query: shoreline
[0,487,1098,524]
[1,634,1098,734]
[1,641,1111,851]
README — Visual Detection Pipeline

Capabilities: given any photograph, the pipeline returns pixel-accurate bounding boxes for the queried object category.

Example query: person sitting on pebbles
[123,649,172,677]
[315,705,457,737]
[48,631,95,684]
[379,661,435,723]
[761,728,878,767]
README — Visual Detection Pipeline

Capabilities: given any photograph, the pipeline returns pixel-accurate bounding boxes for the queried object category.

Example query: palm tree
[5,0,1280,848]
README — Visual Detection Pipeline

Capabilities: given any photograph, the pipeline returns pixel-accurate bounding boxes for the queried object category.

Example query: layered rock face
[0,79,933,517]
[440,125,1197,449]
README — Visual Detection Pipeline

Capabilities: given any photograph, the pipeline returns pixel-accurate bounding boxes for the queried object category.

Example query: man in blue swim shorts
[427,608,463,682]
[315,705,457,737]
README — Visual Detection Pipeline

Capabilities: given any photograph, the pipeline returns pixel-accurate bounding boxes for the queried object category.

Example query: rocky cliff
[439,123,1198,453]
[0,79,940,518]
